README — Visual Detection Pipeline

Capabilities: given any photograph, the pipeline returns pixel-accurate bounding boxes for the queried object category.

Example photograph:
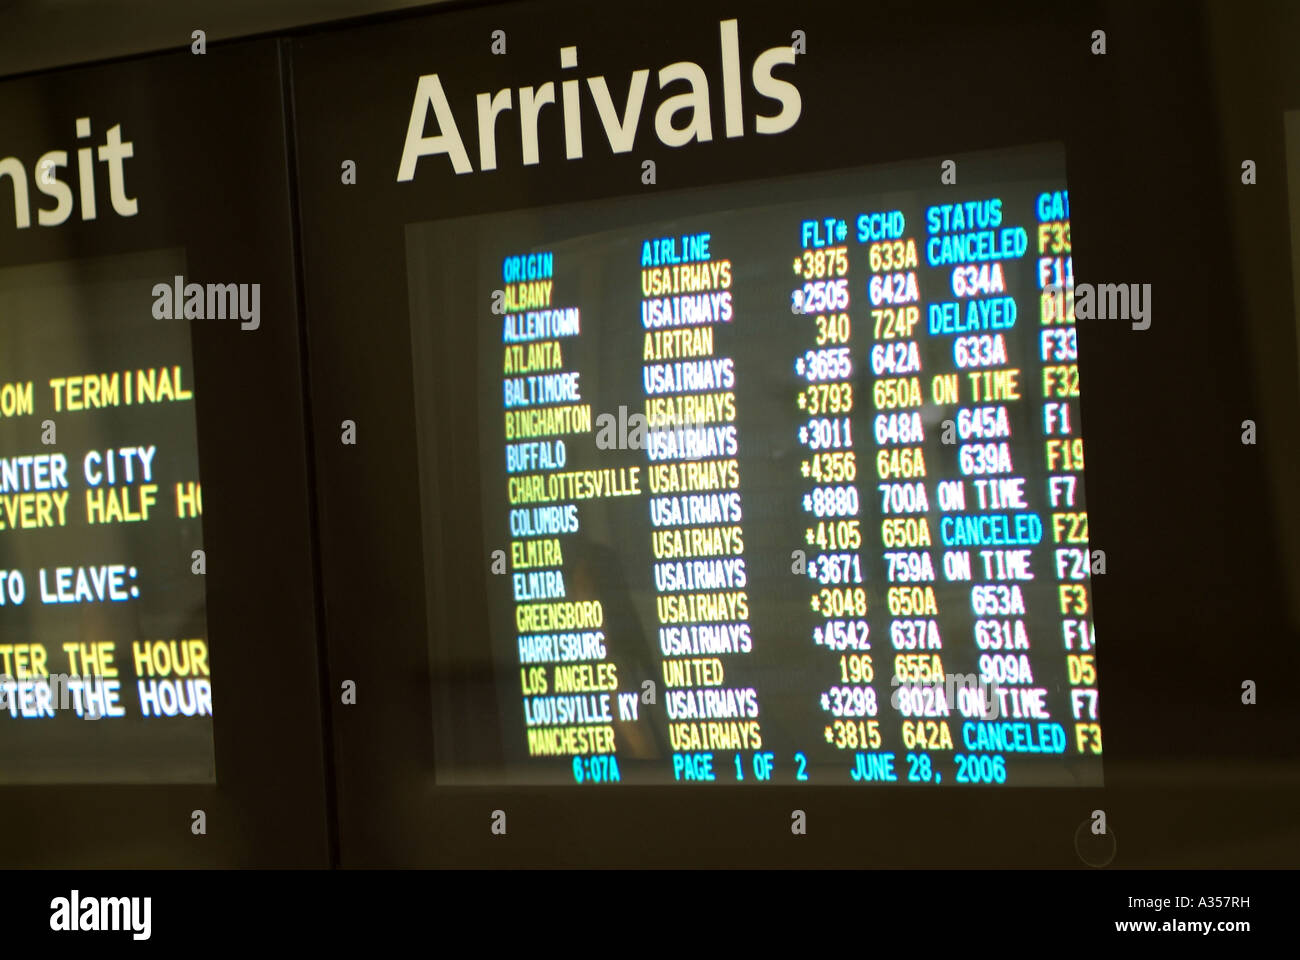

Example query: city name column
[501,253,640,783]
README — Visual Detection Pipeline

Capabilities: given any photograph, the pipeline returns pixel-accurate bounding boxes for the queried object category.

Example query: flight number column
[791,218,880,781]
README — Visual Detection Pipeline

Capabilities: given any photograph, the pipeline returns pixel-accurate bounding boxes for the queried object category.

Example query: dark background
[0,0,1296,867]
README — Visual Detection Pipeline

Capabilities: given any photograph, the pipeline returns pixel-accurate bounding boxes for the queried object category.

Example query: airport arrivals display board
[407,147,1101,788]
[294,0,1295,866]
